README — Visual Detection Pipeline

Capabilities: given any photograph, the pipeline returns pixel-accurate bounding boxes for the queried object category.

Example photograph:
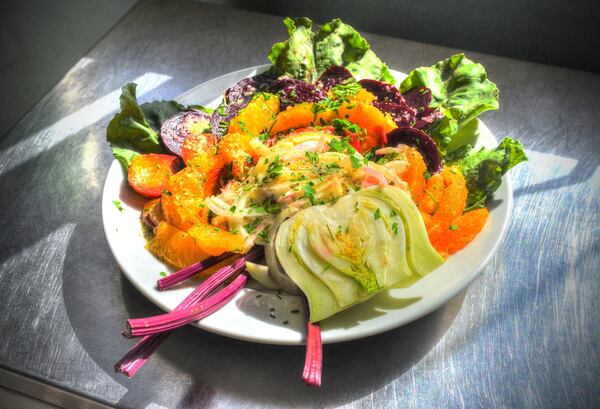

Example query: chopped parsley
[449,224,459,231]
[331,118,363,135]
[305,151,319,166]
[302,183,316,205]
[390,208,398,217]
[230,205,236,213]
[392,222,399,235]
[112,200,123,211]
[244,218,262,234]
[265,156,283,181]
[374,208,381,220]
[350,155,363,169]
[159,271,168,277]
[328,137,356,154]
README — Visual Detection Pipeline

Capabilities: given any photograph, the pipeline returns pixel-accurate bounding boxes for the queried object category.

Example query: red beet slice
[386,126,442,173]
[269,79,327,110]
[402,87,433,111]
[225,74,274,106]
[358,79,402,103]
[160,110,211,156]
[316,66,354,90]
[373,101,416,127]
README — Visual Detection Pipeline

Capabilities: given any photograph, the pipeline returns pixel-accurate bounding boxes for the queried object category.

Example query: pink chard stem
[125,274,248,338]
[115,248,262,376]
[302,319,323,387]
[156,252,232,290]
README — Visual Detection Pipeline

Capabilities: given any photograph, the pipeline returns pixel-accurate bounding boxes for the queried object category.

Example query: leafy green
[400,53,499,155]
[449,137,528,210]
[106,83,186,170]
[267,17,394,84]
[314,19,394,83]
[267,17,316,83]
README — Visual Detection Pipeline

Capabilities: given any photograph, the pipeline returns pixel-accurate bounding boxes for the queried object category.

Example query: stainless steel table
[0,0,598,408]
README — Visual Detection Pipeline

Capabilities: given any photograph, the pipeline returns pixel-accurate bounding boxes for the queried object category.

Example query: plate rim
[102,65,513,345]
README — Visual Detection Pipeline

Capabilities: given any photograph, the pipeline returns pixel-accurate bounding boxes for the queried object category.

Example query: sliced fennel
[275,186,444,322]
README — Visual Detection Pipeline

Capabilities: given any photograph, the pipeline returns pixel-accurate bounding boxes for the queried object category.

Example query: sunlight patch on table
[0,72,172,175]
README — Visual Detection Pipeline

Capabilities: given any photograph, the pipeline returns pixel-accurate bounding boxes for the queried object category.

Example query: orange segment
[188,224,245,256]
[218,132,260,178]
[397,146,428,201]
[427,167,468,244]
[228,93,280,136]
[269,103,337,136]
[337,101,396,151]
[161,167,209,231]
[147,222,210,269]
[127,154,182,198]
[418,173,444,214]
[432,208,489,256]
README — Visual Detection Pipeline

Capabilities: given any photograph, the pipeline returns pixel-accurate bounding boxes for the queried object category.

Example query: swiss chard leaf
[267,17,316,83]
[449,137,528,210]
[106,83,187,170]
[314,19,394,84]
[400,54,499,155]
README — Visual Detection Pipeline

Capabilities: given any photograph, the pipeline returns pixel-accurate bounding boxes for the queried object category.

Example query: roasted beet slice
[210,74,275,137]
[414,107,443,129]
[386,126,442,173]
[373,101,416,127]
[358,79,402,103]
[225,74,274,106]
[317,66,354,90]
[402,87,433,111]
[160,110,212,156]
[269,79,327,110]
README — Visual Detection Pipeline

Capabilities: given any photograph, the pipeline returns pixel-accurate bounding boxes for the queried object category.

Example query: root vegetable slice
[127,154,182,198]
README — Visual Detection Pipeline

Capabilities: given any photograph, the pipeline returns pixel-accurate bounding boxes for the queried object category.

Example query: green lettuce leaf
[449,137,528,210]
[267,17,394,84]
[267,17,316,83]
[106,83,186,170]
[400,53,499,155]
[314,19,394,84]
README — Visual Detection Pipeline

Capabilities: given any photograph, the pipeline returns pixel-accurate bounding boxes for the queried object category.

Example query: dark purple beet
[386,126,442,173]
[269,79,327,110]
[358,79,403,103]
[373,101,417,127]
[401,87,432,111]
[316,66,354,90]
[160,110,212,156]
[414,107,443,129]
[210,102,240,137]
[209,74,275,137]
[225,74,274,106]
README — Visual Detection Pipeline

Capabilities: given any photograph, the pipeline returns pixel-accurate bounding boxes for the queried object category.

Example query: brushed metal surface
[0,0,598,408]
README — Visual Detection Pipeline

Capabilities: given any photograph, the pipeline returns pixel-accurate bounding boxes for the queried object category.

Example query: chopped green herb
[305,151,319,166]
[350,155,363,169]
[392,222,399,235]
[423,170,432,180]
[244,218,262,234]
[449,224,459,230]
[326,225,335,240]
[328,137,356,154]
[112,200,123,211]
[230,205,237,213]
[390,208,399,217]
[302,183,317,205]
[374,208,381,220]
[159,271,168,277]
[265,155,283,181]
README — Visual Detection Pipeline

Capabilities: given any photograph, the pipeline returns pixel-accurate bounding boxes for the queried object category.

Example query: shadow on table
[115,276,465,408]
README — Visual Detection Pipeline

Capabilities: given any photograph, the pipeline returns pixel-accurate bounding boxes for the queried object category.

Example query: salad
[107,17,527,385]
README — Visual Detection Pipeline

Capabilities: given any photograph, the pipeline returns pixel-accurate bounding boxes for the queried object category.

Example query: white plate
[102,65,512,345]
